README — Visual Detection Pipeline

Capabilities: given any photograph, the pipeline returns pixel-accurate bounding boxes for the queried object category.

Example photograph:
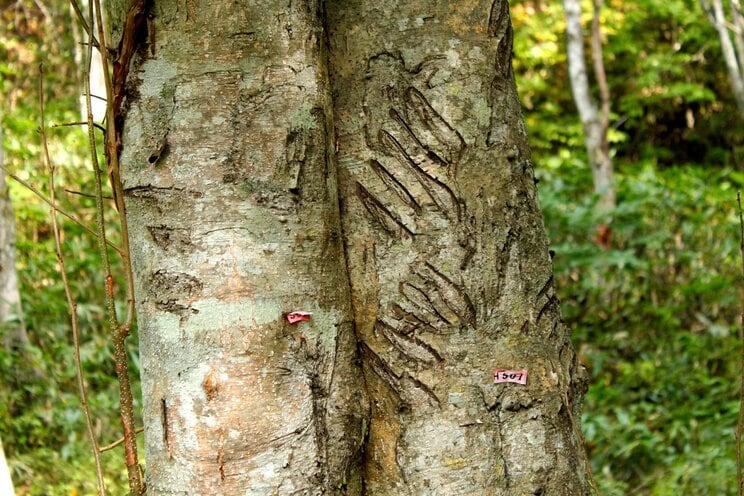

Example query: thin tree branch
[39,64,106,496]
[52,121,106,133]
[69,0,100,49]
[99,427,144,453]
[0,166,123,256]
[736,191,744,496]
[64,188,113,200]
[89,0,143,491]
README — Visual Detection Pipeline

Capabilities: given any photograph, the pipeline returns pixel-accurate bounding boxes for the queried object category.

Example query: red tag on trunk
[286,311,312,324]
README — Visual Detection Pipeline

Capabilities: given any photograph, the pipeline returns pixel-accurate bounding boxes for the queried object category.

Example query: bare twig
[87,0,143,491]
[39,64,106,496]
[736,192,744,496]
[69,0,100,49]
[64,188,113,200]
[0,165,123,256]
[98,427,144,453]
[52,121,106,133]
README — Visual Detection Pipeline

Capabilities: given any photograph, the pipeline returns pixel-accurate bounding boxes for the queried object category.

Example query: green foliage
[1,2,138,494]
[513,3,744,489]
[538,160,742,495]
[512,0,744,168]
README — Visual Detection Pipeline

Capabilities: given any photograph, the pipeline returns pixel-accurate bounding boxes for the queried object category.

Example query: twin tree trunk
[116,0,588,494]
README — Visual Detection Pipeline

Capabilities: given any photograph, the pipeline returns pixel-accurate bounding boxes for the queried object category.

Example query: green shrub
[539,159,742,495]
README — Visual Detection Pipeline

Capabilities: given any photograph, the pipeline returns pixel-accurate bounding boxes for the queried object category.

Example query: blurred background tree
[700,0,744,120]
[1,0,743,494]
[564,0,616,211]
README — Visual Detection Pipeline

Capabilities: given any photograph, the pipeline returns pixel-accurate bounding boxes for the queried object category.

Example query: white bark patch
[137,58,177,99]
[187,298,281,332]
[173,363,212,452]
[148,312,182,348]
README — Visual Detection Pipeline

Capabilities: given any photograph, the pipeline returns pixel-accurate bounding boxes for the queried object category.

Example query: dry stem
[85,0,143,492]
[736,192,744,496]
[38,64,106,496]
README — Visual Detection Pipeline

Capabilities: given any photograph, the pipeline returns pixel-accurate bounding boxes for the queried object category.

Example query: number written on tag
[493,369,527,385]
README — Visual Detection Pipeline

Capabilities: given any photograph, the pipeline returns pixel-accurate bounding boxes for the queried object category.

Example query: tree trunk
[0,124,28,351]
[0,436,15,496]
[327,1,588,494]
[115,1,588,494]
[0,130,21,496]
[119,1,366,493]
[703,0,744,120]
[564,0,615,211]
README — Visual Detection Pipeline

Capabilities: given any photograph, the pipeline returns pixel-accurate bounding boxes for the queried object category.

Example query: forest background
[1,0,743,494]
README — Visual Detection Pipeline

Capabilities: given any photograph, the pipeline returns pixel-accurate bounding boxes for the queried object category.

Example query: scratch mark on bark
[401,281,455,327]
[361,341,400,386]
[402,372,441,407]
[421,262,476,327]
[378,129,460,221]
[536,295,559,324]
[496,227,517,297]
[488,0,514,77]
[391,304,439,335]
[217,445,225,482]
[536,275,554,302]
[370,158,421,213]
[161,397,172,460]
[357,182,415,238]
[377,320,444,364]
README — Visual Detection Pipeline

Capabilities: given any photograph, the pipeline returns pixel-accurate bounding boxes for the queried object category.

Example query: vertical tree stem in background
[736,192,744,496]
[591,0,611,153]
[38,65,106,496]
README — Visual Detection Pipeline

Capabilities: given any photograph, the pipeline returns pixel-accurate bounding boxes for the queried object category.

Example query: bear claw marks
[358,85,464,235]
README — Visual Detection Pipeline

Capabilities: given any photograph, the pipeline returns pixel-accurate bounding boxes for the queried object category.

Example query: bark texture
[119,1,366,494]
[327,1,589,494]
[118,1,588,494]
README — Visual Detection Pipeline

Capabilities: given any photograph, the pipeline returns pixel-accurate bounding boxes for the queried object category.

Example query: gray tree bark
[115,1,588,494]
[119,1,366,493]
[328,1,588,494]
[0,124,28,351]
[702,0,744,120]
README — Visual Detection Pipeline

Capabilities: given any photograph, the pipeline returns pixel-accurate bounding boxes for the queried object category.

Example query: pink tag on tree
[493,369,528,385]
[286,311,312,324]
